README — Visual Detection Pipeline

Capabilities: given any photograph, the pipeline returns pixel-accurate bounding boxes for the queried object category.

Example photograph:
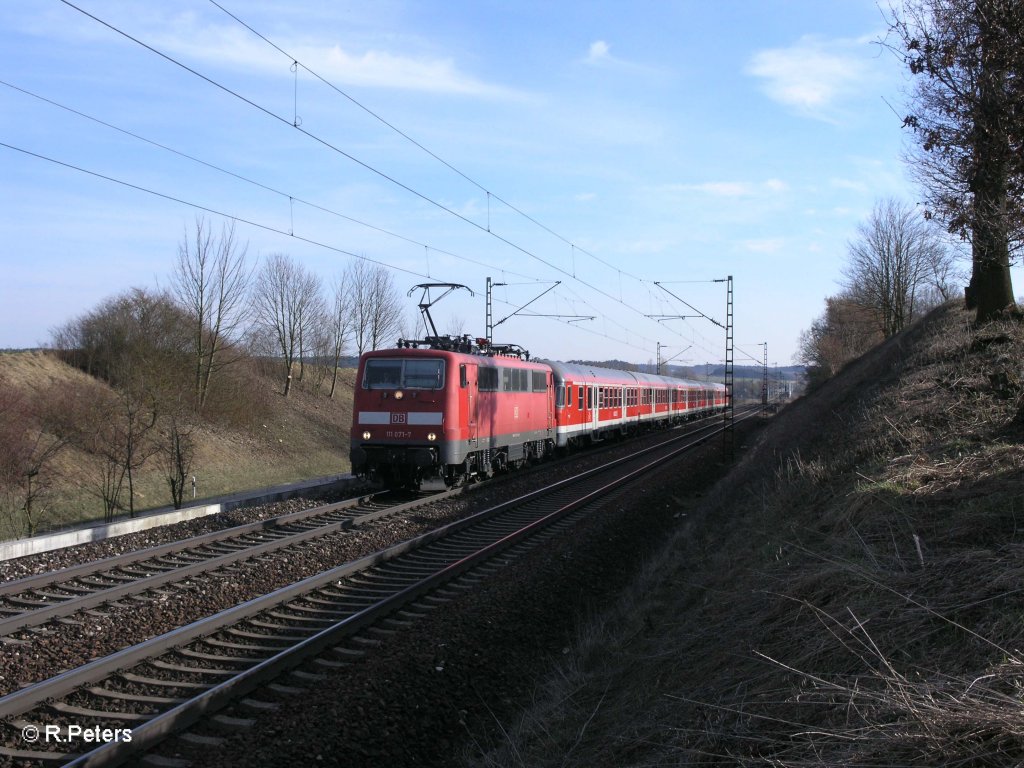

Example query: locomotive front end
[350,351,456,488]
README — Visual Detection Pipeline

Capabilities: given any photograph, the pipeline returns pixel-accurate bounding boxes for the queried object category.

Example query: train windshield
[363,358,445,390]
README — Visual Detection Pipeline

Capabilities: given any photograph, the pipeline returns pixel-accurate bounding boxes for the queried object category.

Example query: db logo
[391,413,407,424]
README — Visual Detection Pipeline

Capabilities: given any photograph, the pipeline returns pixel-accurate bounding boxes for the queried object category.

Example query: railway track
[0,491,453,639]
[0,410,754,767]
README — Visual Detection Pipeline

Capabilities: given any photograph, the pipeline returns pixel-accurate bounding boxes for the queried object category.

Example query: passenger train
[349,339,728,488]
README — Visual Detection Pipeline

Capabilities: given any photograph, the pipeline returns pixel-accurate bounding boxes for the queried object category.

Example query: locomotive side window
[478,367,499,391]
[460,364,468,388]
[532,371,547,392]
[499,368,531,392]
[363,358,445,389]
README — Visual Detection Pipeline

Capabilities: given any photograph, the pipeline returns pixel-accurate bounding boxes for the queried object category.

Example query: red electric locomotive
[350,345,555,488]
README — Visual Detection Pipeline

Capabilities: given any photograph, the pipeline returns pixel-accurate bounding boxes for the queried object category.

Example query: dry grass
[0,351,354,537]
[467,303,1024,767]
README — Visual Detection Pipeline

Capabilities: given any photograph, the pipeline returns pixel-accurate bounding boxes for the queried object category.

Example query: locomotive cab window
[364,358,445,389]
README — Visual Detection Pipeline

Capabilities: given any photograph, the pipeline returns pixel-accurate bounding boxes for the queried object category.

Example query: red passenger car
[547,361,727,447]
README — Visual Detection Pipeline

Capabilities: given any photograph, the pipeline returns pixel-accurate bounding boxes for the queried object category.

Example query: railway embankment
[470,302,1024,767]
[0,351,355,539]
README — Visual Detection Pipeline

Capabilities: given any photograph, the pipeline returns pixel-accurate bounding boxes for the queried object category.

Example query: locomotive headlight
[362,431,372,440]
[427,432,437,441]
[394,390,404,400]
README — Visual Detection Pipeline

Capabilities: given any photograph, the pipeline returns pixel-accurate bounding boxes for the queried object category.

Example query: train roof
[543,360,723,390]
[358,346,550,369]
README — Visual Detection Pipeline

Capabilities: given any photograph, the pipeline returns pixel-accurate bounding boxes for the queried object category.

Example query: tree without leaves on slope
[347,260,404,355]
[0,381,73,537]
[252,253,324,396]
[170,217,252,413]
[52,289,190,518]
[159,402,195,510]
[327,272,351,399]
[797,295,883,391]
[842,198,959,337]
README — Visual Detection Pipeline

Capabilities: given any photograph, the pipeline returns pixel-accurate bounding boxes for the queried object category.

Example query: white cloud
[743,238,785,254]
[700,181,755,197]
[316,44,506,96]
[660,180,788,198]
[588,40,611,63]
[152,19,520,98]
[746,35,871,120]
[580,39,664,77]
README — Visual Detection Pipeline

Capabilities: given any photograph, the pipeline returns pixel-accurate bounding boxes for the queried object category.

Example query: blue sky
[0,1,957,369]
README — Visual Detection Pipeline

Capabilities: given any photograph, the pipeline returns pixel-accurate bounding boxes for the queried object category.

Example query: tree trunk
[968,0,1017,321]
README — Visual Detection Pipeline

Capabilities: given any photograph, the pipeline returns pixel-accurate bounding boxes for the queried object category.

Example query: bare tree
[445,315,467,336]
[797,295,883,390]
[369,267,404,350]
[0,381,71,537]
[252,253,324,396]
[295,279,327,387]
[51,289,188,518]
[886,0,1022,320]
[399,308,425,344]
[842,198,957,336]
[51,288,192,389]
[171,217,251,412]
[327,272,351,398]
[159,403,195,510]
[347,260,404,354]
[70,381,158,523]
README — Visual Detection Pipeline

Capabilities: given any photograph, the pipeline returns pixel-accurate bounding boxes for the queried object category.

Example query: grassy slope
[474,303,1024,767]
[0,351,354,537]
